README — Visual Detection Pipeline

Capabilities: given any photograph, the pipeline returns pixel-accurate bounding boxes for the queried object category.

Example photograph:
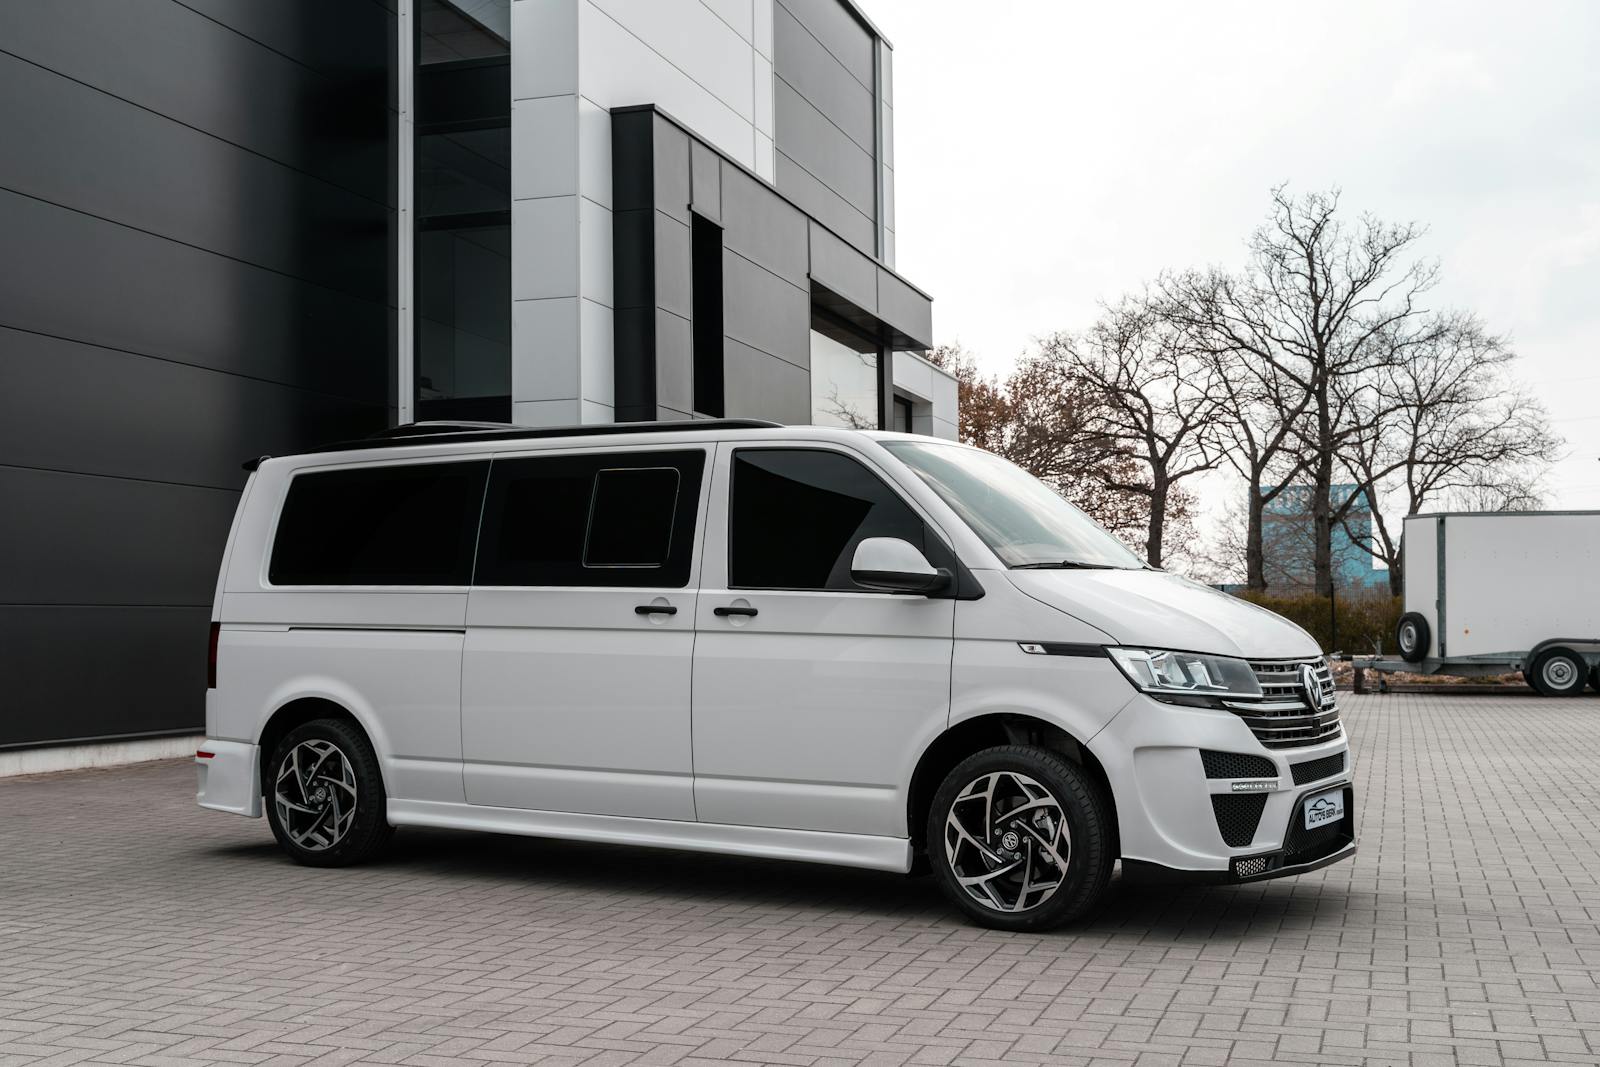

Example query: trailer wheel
[1528,647,1587,698]
[1395,613,1430,663]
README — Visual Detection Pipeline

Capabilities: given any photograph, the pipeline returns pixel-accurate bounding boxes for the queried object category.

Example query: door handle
[634,604,678,616]
[713,605,758,617]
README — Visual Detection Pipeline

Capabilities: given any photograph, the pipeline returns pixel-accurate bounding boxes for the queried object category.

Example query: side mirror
[850,537,951,595]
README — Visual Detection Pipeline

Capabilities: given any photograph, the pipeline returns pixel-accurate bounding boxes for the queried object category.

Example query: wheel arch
[906,712,1117,857]
[256,696,385,795]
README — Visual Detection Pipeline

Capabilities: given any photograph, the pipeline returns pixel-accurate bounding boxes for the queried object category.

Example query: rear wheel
[265,718,393,866]
[1528,647,1588,698]
[927,745,1113,931]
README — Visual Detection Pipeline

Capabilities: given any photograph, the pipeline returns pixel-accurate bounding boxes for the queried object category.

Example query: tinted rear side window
[729,448,949,591]
[476,450,705,586]
[269,461,490,586]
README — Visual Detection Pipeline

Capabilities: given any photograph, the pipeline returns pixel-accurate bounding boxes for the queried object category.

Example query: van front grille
[1211,794,1267,847]
[1220,659,1342,750]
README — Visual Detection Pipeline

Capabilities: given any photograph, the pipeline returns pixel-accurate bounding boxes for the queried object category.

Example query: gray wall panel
[876,267,934,350]
[0,467,237,607]
[772,79,876,212]
[720,162,809,288]
[0,606,210,748]
[809,222,877,315]
[724,339,812,425]
[775,0,874,89]
[773,152,876,253]
[772,4,874,153]
[722,251,811,369]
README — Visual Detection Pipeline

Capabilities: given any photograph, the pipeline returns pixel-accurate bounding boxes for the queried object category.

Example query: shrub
[1231,590,1403,656]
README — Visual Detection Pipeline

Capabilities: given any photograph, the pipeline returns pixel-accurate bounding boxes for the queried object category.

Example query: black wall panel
[0,0,395,748]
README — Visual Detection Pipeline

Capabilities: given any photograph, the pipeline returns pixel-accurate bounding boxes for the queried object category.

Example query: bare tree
[1337,313,1562,592]
[925,344,1161,543]
[1038,296,1224,567]
[1164,187,1442,594]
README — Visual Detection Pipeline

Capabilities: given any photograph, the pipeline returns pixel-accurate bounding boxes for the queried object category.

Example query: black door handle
[713,605,758,617]
[634,604,678,616]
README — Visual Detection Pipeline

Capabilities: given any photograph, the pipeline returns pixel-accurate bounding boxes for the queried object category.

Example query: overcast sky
[872,0,1600,513]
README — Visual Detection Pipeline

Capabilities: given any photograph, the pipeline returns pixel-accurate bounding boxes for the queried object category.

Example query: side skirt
[387,799,915,873]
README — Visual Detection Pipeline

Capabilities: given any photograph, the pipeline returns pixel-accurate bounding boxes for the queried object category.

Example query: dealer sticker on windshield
[1304,789,1345,830]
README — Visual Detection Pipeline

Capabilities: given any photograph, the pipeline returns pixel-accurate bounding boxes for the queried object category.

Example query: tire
[1591,665,1600,694]
[927,745,1113,932]
[1527,647,1588,698]
[264,718,393,867]
[1395,612,1430,663]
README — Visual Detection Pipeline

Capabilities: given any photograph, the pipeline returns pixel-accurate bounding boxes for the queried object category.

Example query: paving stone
[2,693,1599,1066]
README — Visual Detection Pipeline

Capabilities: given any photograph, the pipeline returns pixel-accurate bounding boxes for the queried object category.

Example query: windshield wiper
[1011,560,1123,570]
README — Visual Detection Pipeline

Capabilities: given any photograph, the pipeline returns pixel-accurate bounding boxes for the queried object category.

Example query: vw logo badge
[1299,663,1323,707]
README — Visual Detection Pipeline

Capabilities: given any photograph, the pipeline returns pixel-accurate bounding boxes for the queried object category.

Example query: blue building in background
[1259,484,1390,593]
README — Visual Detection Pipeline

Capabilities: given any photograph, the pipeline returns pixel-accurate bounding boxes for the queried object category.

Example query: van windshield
[883,440,1145,570]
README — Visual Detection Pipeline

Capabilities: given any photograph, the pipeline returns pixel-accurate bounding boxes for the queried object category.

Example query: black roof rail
[247,418,786,465]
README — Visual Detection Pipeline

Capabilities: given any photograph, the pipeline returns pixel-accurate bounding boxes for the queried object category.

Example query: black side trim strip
[1035,643,1106,658]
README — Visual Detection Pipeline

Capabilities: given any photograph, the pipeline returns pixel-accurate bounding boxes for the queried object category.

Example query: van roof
[244,419,918,471]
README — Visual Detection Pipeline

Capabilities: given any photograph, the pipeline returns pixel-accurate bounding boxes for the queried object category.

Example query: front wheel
[1528,647,1588,698]
[265,718,393,866]
[927,745,1114,931]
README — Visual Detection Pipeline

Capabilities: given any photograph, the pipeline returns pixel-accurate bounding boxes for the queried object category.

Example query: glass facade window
[414,0,511,422]
[809,315,881,429]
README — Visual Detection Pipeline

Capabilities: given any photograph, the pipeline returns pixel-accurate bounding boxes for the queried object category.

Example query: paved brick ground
[3,693,1600,1066]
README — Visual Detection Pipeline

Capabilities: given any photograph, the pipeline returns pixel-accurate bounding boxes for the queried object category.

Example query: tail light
[207,621,220,689]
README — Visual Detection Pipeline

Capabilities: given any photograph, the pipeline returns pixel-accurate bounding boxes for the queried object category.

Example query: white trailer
[1367,511,1600,696]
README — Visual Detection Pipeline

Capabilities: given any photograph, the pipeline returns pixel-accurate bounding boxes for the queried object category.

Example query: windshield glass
[883,441,1145,570]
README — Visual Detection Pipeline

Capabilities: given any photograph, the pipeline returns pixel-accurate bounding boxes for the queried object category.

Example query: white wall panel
[512,94,577,200]
[512,296,580,401]
[576,96,613,206]
[578,0,755,169]
[586,0,754,119]
[511,0,578,100]
[512,194,579,299]
[700,0,754,42]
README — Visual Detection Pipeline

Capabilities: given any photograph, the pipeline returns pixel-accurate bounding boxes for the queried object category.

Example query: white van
[197,421,1353,930]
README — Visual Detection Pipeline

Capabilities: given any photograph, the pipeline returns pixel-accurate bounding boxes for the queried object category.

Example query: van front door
[461,448,708,820]
[691,445,957,838]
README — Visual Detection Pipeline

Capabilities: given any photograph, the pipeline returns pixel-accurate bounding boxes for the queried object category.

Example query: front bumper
[1088,691,1355,880]
[196,738,261,817]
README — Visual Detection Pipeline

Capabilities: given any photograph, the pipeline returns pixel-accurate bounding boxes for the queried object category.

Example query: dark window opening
[476,450,706,587]
[894,396,915,434]
[415,1,511,423]
[269,461,490,586]
[728,448,950,591]
[692,214,725,417]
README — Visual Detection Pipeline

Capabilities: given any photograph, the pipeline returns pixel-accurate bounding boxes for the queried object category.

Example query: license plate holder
[1303,788,1345,830]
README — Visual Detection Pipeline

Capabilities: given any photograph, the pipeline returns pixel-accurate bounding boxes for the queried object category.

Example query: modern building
[1260,484,1389,593]
[0,0,955,756]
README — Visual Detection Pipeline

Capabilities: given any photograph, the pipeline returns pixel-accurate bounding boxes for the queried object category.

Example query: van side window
[268,461,490,586]
[729,449,949,591]
[476,450,705,587]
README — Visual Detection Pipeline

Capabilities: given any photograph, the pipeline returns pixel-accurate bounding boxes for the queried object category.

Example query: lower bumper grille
[1290,751,1346,785]
[1211,793,1267,847]
[1201,750,1276,779]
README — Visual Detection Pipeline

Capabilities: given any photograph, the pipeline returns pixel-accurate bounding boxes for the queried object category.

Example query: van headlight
[1106,647,1262,701]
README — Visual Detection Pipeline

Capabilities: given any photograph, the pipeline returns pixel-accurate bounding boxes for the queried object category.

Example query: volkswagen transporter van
[196,420,1354,930]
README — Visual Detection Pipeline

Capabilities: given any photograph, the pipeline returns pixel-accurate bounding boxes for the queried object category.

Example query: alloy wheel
[943,770,1071,913]
[273,739,359,851]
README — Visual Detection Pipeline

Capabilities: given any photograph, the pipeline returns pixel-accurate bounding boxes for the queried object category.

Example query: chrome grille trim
[1225,659,1342,750]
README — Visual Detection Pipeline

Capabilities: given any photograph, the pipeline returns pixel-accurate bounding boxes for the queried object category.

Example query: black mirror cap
[851,567,954,596]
